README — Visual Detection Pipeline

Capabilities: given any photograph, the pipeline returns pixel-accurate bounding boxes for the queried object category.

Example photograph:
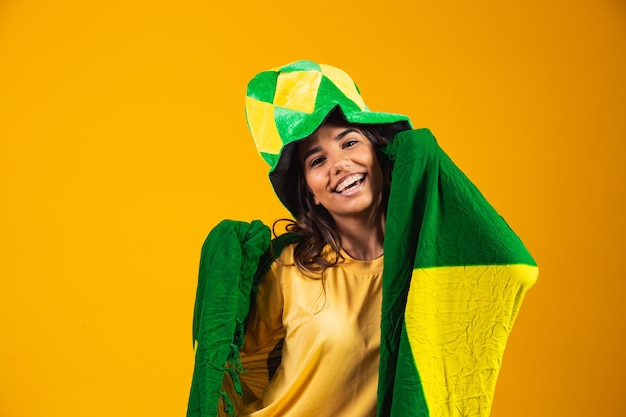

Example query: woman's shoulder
[273,241,297,265]
[267,232,300,266]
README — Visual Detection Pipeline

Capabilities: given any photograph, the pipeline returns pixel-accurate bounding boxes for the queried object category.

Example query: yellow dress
[234,243,384,417]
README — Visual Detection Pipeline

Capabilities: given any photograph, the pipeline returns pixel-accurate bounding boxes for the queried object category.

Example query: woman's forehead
[308,123,360,143]
[298,124,361,156]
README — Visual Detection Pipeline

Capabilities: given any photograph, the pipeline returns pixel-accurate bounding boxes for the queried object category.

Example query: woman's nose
[333,157,350,174]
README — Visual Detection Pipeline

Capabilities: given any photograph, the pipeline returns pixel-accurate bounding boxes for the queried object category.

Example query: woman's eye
[310,156,325,167]
[343,140,358,148]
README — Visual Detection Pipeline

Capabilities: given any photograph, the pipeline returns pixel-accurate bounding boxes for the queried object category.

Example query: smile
[334,173,365,193]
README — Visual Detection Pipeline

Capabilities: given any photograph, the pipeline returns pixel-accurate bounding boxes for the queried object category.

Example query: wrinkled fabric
[377,129,538,416]
[187,220,271,417]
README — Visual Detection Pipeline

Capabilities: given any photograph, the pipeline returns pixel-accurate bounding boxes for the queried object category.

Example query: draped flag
[377,129,538,416]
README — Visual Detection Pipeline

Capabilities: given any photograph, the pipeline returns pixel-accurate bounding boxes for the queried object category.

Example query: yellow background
[1,0,624,416]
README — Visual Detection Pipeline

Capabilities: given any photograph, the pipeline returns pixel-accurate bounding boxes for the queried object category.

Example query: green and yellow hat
[245,60,412,214]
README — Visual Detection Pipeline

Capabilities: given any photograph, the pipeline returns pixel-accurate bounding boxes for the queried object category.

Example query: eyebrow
[301,128,360,163]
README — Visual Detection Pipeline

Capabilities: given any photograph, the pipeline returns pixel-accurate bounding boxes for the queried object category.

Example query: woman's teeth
[334,174,365,193]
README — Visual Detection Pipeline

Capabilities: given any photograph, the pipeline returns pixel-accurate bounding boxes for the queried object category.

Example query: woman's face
[298,122,384,224]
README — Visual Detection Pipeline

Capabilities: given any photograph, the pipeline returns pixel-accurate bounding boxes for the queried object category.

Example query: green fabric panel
[246,71,278,103]
[187,220,270,417]
[260,151,279,169]
[389,325,430,416]
[279,60,320,73]
[383,129,536,269]
[377,132,428,417]
[315,75,362,113]
[273,106,326,146]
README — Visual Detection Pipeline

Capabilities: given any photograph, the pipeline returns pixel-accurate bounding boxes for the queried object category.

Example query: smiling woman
[299,124,384,219]
[187,60,538,417]
[298,118,387,261]
[289,112,393,275]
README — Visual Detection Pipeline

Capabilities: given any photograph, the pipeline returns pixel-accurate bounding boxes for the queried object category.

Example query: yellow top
[235,243,384,417]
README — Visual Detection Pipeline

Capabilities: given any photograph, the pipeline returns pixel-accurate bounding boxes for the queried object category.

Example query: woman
[188,60,538,417]
[240,111,392,416]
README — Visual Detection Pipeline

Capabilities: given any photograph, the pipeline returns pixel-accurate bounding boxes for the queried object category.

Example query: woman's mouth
[334,173,365,194]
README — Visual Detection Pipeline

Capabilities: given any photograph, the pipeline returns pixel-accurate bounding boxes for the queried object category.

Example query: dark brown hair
[280,118,392,278]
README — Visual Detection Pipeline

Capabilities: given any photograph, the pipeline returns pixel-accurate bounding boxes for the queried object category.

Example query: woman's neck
[334,210,385,261]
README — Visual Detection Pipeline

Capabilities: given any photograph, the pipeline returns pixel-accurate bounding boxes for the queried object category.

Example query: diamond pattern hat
[245,60,412,214]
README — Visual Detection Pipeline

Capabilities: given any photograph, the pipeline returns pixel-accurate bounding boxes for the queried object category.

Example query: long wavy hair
[280,116,392,278]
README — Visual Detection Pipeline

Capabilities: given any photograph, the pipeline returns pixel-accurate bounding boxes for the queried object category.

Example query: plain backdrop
[1,1,625,416]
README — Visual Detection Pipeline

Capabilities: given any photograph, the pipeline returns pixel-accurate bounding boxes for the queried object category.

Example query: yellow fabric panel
[273,70,321,113]
[320,64,367,110]
[245,96,282,155]
[404,264,538,416]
